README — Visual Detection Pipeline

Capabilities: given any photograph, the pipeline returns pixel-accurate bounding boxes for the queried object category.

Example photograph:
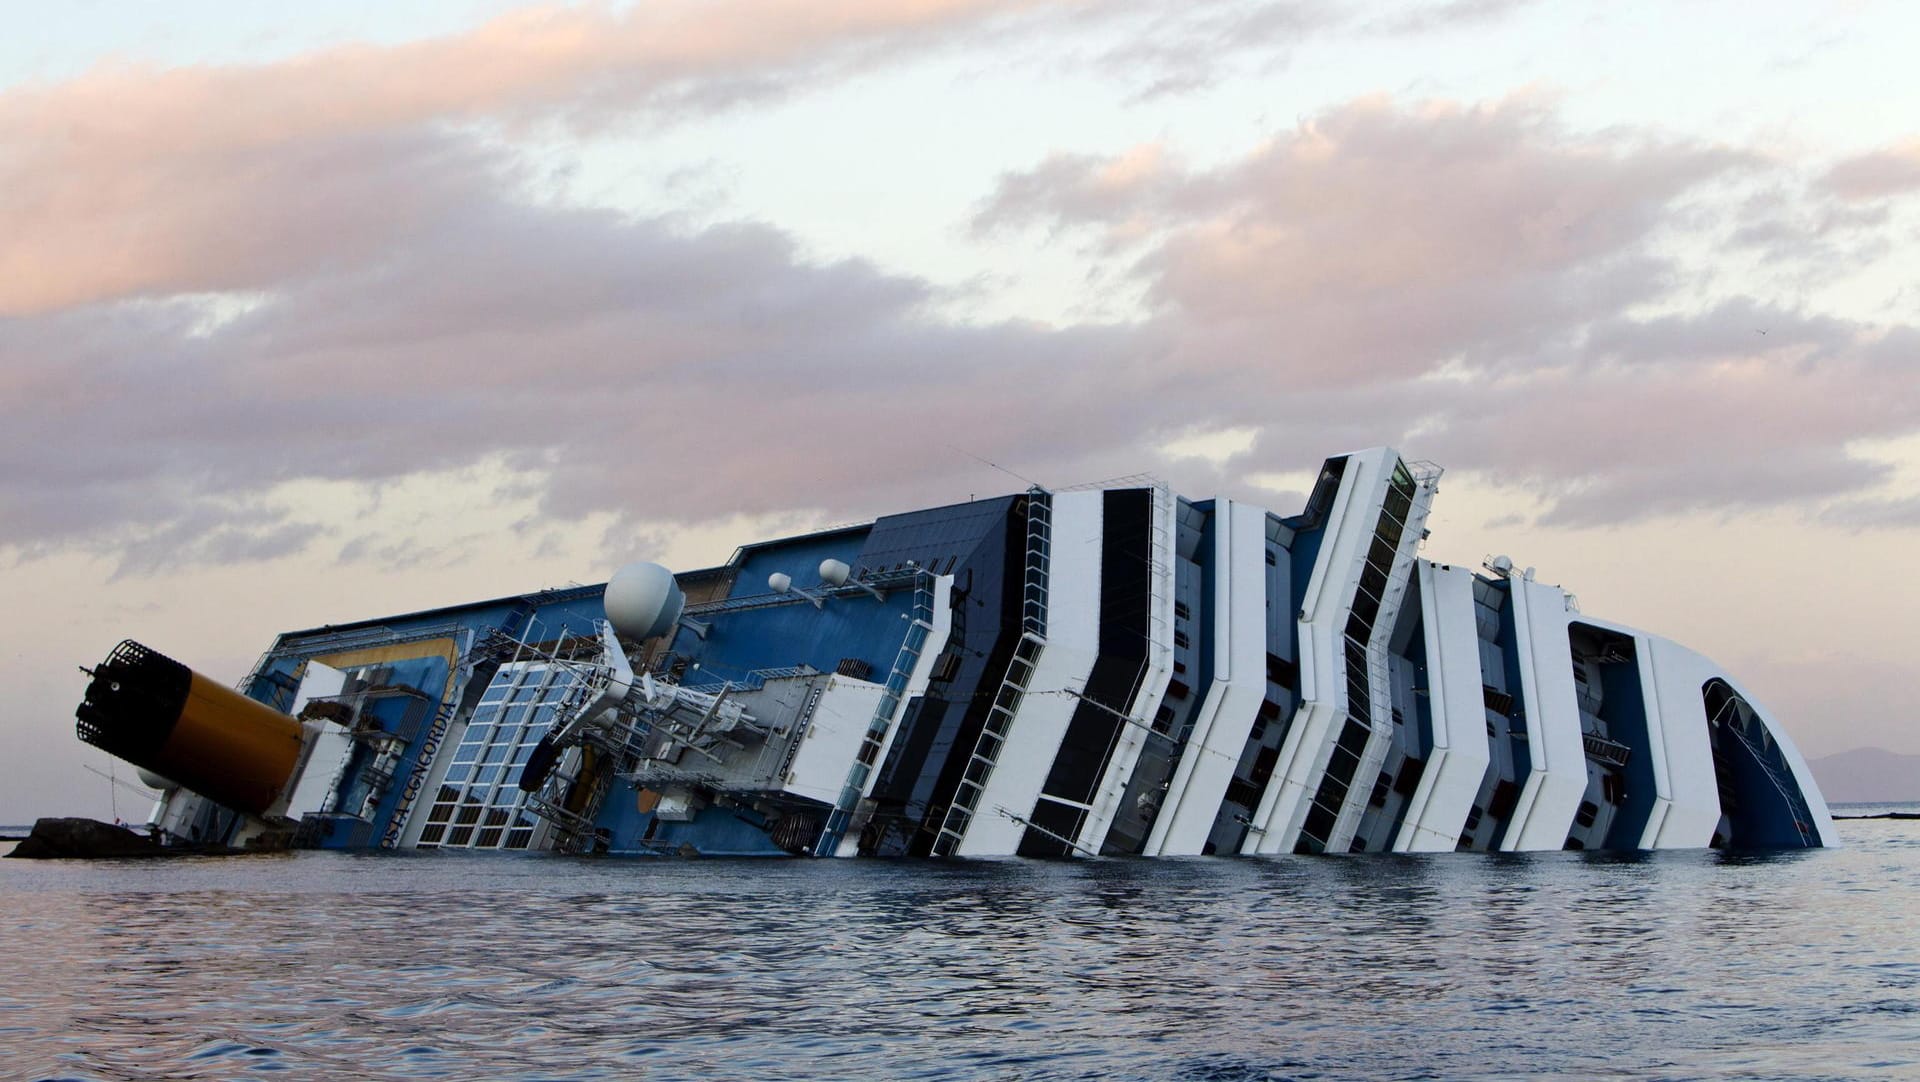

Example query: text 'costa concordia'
[78,447,1835,857]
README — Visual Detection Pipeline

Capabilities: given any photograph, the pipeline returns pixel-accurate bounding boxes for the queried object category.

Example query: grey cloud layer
[978,97,1919,526]
[1,5,1915,573]
[0,0,1059,315]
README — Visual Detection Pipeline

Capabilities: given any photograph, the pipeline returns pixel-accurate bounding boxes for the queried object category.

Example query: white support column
[1325,464,1438,853]
[1244,448,1391,854]
[1145,499,1268,855]
[1636,637,1728,849]
[955,491,1105,856]
[1393,562,1491,853]
[1078,485,1177,854]
[1499,573,1587,851]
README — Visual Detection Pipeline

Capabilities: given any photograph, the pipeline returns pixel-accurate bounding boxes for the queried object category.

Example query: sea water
[3,810,1917,1081]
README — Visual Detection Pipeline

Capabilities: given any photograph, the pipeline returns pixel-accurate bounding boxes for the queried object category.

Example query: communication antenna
[768,572,825,608]
[946,444,1042,489]
[820,558,885,600]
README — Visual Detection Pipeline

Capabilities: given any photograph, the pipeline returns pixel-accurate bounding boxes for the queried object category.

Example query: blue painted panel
[1598,654,1657,849]
[870,502,1020,820]
[730,529,872,600]
[1287,525,1326,611]
[1494,584,1532,782]
[244,656,305,709]
[524,595,614,640]
[617,804,788,857]
[671,589,916,686]
[1404,613,1434,758]
[1192,508,1219,696]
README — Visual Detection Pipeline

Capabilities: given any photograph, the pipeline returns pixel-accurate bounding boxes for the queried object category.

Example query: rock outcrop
[6,817,167,858]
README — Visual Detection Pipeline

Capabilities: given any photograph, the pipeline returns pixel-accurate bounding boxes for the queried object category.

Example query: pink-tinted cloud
[0,190,1180,567]
[1823,140,1920,201]
[0,0,1054,315]
[1373,0,1538,35]
[982,96,1754,385]
[3,59,1916,574]
[970,95,1918,522]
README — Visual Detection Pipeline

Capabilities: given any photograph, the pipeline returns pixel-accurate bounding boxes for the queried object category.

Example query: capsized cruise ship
[73,448,1835,857]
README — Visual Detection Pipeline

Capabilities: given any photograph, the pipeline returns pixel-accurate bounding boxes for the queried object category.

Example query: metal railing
[1582,732,1633,768]
[1022,488,1052,638]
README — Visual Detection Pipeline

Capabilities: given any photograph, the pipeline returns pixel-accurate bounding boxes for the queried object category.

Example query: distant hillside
[1809,748,1920,805]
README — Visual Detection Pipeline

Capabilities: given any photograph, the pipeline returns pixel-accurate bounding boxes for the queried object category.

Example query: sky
[2,0,1916,824]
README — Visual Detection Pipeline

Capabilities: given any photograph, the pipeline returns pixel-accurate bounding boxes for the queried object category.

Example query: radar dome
[604,562,685,640]
[819,559,851,587]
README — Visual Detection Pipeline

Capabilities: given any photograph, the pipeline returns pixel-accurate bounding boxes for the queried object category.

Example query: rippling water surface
[4,812,1918,1081]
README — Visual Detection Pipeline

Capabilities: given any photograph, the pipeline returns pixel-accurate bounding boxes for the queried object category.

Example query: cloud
[3,8,1917,578]
[1371,0,1539,36]
[1070,1,1336,99]
[1823,140,1920,201]
[0,179,1184,563]
[1009,0,1538,99]
[0,0,1053,315]
[976,95,1920,523]
[113,511,321,579]
[982,96,1755,384]
[0,0,1193,566]
[1818,496,1920,529]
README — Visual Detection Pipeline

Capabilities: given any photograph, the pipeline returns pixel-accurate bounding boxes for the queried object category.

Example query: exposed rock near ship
[7,817,167,859]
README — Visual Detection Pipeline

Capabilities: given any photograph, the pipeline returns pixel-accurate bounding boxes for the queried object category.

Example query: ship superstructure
[74,447,1836,856]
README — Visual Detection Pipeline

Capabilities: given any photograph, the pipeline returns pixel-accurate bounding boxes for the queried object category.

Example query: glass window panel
[424,660,583,849]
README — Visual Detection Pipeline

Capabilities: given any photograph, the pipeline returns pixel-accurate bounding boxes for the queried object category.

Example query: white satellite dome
[604,562,686,640]
[819,558,852,587]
